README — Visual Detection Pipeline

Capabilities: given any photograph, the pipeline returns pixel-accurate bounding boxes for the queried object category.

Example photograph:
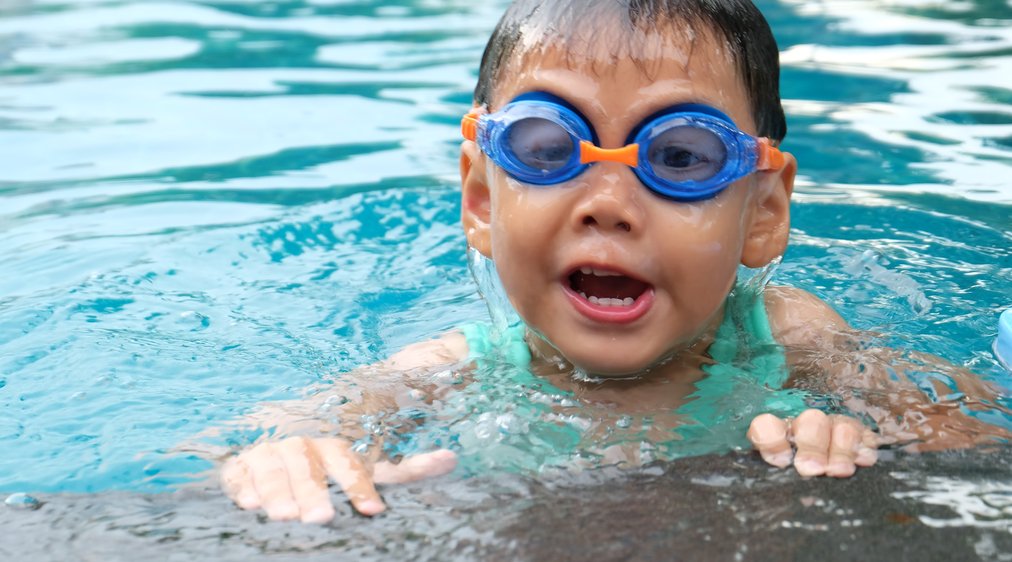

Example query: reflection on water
[892,471,1012,531]
[775,0,1012,199]
[0,0,493,190]
[0,0,1010,555]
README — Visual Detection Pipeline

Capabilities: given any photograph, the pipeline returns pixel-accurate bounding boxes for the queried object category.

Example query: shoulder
[381,331,470,372]
[763,285,851,348]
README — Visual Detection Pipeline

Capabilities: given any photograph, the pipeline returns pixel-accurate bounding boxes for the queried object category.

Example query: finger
[825,416,863,478]
[246,442,301,520]
[221,456,261,510]
[373,450,459,485]
[793,409,832,477]
[315,438,386,516]
[747,414,793,468]
[276,437,336,524]
[856,427,879,467]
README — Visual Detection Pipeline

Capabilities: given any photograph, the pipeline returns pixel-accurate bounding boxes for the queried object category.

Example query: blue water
[1,0,1010,495]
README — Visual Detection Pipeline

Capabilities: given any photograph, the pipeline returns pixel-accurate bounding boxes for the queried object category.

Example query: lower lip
[563,285,655,324]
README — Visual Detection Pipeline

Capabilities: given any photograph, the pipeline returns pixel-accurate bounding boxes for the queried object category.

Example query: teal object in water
[460,287,807,459]
[692,288,809,418]
[676,288,809,452]
[997,309,1012,371]
[461,322,532,369]
[1,0,1011,497]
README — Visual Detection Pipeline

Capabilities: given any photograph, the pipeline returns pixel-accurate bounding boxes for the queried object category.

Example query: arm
[749,285,1008,476]
[220,332,468,523]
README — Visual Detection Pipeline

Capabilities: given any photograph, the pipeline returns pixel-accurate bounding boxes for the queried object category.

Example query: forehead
[490,22,754,132]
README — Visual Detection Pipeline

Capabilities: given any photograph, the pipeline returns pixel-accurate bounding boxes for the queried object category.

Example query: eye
[647,125,727,182]
[660,147,704,168]
[506,117,575,172]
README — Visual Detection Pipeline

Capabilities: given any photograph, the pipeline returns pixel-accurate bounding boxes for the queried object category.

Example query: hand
[220,436,457,523]
[747,409,878,477]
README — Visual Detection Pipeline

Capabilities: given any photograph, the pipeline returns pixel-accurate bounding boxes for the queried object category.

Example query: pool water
[0,0,1010,531]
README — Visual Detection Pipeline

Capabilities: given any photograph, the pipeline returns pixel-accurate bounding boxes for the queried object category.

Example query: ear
[460,140,493,258]
[741,152,796,268]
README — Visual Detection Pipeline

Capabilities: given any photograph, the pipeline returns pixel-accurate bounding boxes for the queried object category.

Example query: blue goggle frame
[462,92,784,202]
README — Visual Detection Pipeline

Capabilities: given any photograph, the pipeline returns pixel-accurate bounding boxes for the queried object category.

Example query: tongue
[571,272,648,300]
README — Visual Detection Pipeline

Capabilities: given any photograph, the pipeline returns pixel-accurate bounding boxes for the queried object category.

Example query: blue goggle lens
[503,114,733,188]
[644,122,728,184]
[507,117,576,173]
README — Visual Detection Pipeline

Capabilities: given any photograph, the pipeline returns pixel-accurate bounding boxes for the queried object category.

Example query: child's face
[461,28,795,376]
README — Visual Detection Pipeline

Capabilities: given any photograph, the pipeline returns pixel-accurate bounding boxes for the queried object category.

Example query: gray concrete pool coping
[3,446,1010,561]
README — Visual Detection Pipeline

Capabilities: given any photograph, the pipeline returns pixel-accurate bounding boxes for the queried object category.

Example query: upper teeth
[580,267,622,277]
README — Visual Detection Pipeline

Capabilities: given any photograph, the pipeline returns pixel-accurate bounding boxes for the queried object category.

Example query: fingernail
[795,459,825,477]
[856,446,878,465]
[357,499,386,516]
[764,451,793,468]
[433,450,458,469]
[301,505,335,524]
[827,462,856,477]
[236,492,260,510]
[267,500,300,520]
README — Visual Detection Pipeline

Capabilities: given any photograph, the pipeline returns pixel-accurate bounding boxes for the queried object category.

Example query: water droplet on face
[616,415,633,429]
[5,493,41,510]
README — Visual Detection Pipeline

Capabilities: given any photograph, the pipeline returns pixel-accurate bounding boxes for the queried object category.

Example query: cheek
[653,198,749,298]
[489,230,547,321]
[679,239,741,298]
[488,178,559,259]
[684,229,744,266]
[488,193,549,293]
[657,200,747,261]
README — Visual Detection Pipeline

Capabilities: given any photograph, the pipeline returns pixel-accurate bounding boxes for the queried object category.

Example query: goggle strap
[461,112,480,142]
[756,138,785,171]
[579,141,640,167]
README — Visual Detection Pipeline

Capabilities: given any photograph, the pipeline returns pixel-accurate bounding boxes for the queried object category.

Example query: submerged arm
[220,332,468,522]
[749,285,1008,475]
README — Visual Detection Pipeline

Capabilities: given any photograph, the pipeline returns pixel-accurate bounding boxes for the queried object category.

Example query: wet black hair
[473,0,787,141]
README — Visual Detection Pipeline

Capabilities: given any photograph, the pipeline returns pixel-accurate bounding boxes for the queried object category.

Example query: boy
[220,0,1004,524]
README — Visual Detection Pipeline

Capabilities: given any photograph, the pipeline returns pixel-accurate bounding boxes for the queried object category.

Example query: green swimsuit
[676,289,809,449]
[459,289,809,456]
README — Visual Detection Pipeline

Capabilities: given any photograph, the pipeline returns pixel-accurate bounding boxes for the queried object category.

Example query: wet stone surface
[2,446,1009,562]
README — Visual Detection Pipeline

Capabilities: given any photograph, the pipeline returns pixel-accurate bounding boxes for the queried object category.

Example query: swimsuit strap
[685,290,809,422]
[460,322,532,368]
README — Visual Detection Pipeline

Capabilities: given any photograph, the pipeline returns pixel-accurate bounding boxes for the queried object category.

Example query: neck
[523,309,725,409]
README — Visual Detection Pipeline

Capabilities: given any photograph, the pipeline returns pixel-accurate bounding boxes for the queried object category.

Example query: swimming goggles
[462,92,784,202]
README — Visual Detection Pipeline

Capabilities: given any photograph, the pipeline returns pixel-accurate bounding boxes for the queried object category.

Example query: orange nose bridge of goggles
[579,141,640,167]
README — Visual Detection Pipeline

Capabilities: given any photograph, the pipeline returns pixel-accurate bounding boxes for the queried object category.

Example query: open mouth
[567,267,651,307]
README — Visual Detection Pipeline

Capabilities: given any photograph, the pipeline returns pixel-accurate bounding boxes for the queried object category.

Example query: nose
[570,165,646,234]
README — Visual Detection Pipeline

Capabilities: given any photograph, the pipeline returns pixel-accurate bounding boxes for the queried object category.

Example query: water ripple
[0,0,1009,501]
